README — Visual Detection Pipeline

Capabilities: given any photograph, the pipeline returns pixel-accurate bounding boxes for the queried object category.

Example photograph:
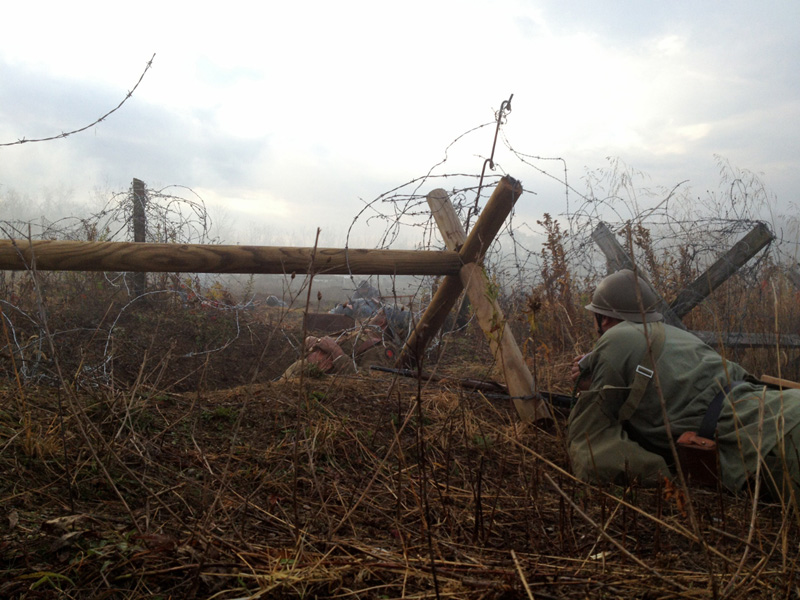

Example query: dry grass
[2,357,800,599]
[3,222,800,598]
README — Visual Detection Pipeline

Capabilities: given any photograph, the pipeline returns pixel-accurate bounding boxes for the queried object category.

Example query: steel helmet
[585,269,663,323]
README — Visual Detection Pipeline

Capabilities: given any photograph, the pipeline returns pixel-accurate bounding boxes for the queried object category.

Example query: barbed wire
[1,96,799,386]
[343,100,800,317]
[0,54,156,147]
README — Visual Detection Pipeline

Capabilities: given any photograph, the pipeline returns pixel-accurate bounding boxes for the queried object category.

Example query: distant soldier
[352,279,380,301]
[279,309,399,380]
[265,295,287,308]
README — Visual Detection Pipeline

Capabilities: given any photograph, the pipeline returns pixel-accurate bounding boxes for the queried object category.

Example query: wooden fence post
[398,176,523,367]
[591,221,637,273]
[132,178,147,297]
[403,186,551,423]
[591,222,686,329]
[669,222,774,318]
[592,221,789,349]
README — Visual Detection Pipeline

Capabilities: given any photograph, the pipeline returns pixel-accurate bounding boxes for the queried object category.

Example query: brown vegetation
[2,230,800,599]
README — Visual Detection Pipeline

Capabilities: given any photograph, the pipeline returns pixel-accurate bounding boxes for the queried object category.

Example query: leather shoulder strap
[618,322,666,422]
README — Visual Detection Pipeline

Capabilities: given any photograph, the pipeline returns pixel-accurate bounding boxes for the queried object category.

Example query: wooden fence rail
[0,175,551,425]
[4,183,787,419]
[0,239,463,276]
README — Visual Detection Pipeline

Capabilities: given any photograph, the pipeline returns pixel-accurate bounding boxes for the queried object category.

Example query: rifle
[369,366,574,414]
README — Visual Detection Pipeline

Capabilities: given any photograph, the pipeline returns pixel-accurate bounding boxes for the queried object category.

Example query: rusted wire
[465,93,514,232]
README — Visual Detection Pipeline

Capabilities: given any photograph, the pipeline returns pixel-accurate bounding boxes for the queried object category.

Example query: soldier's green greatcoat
[568,320,800,494]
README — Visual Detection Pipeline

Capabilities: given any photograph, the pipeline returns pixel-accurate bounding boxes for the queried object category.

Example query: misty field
[4,162,800,598]
[2,227,800,600]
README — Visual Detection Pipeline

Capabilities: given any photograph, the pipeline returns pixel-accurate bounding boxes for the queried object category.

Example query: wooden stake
[406,186,551,423]
[760,374,800,390]
[591,222,686,329]
[669,222,774,318]
[398,176,525,367]
[131,178,147,297]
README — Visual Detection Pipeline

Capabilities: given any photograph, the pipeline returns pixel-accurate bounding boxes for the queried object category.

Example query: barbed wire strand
[0,53,156,147]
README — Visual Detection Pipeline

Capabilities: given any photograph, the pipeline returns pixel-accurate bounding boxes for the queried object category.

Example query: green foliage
[201,406,238,423]
[471,434,494,450]
[22,571,75,591]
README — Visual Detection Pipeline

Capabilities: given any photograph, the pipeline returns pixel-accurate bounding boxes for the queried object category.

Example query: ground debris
[1,374,799,598]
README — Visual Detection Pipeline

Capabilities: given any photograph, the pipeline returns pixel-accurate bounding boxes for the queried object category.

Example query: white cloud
[0,0,798,241]
[654,35,686,57]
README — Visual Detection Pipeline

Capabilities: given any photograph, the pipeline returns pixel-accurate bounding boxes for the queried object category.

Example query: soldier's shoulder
[604,320,646,342]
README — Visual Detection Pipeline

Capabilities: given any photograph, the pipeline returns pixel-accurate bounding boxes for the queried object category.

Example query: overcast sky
[1,1,798,248]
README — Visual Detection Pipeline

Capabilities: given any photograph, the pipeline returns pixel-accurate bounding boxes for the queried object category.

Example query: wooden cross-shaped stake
[398,177,552,424]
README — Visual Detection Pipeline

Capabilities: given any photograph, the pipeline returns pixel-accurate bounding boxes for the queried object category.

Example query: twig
[511,549,535,600]
[543,473,689,592]
[720,387,765,597]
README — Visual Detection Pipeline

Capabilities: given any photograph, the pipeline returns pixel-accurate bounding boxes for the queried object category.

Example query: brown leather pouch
[676,431,719,487]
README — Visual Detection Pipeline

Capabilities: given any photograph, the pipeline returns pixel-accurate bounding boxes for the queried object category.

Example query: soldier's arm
[567,390,670,486]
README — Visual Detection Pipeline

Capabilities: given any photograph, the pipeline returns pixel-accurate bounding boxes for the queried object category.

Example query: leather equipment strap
[618,322,666,423]
[697,381,743,439]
